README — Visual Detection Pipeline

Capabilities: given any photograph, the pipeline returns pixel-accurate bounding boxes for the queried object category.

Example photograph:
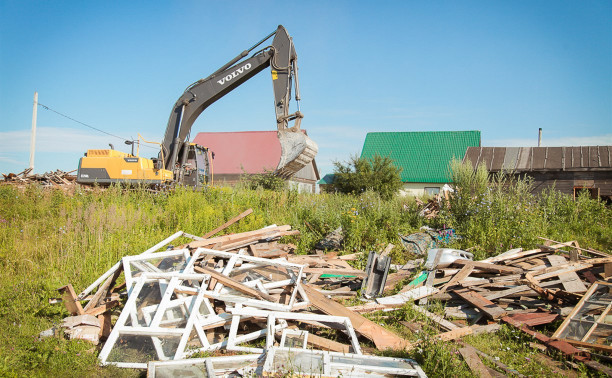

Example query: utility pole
[29,91,38,171]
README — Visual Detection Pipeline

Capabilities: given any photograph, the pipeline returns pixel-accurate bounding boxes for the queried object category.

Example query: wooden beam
[202,208,253,238]
[58,284,84,315]
[546,255,587,293]
[84,300,120,317]
[194,266,277,302]
[453,289,507,320]
[303,284,411,351]
[453,259,523,275]
[459,347,493,378]
[440,264,474,293]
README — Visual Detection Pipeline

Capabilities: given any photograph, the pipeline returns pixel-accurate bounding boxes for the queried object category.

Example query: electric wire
[37,102,157,150]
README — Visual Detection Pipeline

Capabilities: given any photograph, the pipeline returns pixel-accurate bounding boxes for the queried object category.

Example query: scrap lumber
[305,332,351,353]
[58,284,85,316]
[186,225,292,249]
[537,237,609,258]
[452,259,524,275]
[303,267,366,278]
[437,323,501,342]
[456,341,526,378]
[84,300,120,317]
[375,286,438,306]
[440,264,474,293]
[83,265,123,312]
[383,270,413,293]
[459,347,493,378]
[411,304,459,331]
[545,255,587,293]
[453,289,507,320]
[303,284,411,350]
[194,266,276,302]
[202,208,253,238]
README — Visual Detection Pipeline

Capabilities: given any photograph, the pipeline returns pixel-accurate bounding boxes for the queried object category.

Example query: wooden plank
[484,285,533,301]
[305,332,351,353]
[83,265,123,312]
[376,286,437,305]
[186,225,291,249]
[453,289,507,320]
[453,259,523,274]
[84,300,120,317]
[604,263,612,278]
[436,327,473,341]
[58,284,84,315]
[98,313,112,339]
[303,284,411,351]
[202,208,253,238]
[546,255,587,293]
[440,264,474,293]
[411,304,459,331]
[459,347,493,378]
[194,266,276,302]
[532,263,593,281]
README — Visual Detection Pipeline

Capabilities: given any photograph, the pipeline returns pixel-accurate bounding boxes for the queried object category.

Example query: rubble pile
[1,168,77,188]
[50,209,612,377]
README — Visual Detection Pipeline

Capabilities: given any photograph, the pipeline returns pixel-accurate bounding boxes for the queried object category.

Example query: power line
[37,102,157,150]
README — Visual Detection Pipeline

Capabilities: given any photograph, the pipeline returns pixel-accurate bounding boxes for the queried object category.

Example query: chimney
[538,128,542,147]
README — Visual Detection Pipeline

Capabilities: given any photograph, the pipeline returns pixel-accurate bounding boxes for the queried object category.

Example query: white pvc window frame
[262,347,427,377]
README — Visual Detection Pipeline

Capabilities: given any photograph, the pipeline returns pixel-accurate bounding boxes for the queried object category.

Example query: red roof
[193,131,282,174]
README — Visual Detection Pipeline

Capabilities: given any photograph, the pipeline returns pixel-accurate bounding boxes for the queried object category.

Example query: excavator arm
[161,25,317,180]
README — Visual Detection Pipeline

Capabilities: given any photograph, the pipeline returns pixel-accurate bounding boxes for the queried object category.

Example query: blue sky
[1,0,610,176]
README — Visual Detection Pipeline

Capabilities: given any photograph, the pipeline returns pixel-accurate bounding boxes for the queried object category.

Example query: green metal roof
[360,131,481,183]
[317,173,336,185]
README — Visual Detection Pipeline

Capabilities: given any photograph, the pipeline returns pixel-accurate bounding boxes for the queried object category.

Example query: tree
[332,154,402,199]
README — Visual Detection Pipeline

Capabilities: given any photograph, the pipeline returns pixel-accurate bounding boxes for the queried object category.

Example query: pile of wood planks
[1,168,77,188]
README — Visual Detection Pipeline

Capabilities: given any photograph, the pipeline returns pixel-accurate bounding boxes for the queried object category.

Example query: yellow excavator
[77,25,317,188]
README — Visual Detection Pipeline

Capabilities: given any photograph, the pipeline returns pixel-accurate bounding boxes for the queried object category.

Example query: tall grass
[0,177,609,376]
[435,160,612,259]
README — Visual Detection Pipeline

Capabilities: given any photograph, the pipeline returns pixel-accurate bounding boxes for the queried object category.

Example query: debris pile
[353,238,612,375]
[53,209,426,377]
[1,168,77,188]
[50,207,612,376]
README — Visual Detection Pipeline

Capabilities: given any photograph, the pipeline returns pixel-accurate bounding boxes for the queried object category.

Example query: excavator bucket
[276,130,318,178]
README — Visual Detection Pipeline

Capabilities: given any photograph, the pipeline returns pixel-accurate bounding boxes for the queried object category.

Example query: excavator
[76,25,317,188]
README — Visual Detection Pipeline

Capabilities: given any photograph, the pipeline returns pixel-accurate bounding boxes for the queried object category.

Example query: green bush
[332,154,403,200]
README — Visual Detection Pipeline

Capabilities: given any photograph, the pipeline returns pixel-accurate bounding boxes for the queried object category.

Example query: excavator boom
[162,25,317,180]
[77,25,316,187]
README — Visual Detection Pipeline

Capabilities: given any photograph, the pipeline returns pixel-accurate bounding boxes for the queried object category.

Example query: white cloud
[0,127,162,154]
[485,134,612,147]
[0,156,27,166]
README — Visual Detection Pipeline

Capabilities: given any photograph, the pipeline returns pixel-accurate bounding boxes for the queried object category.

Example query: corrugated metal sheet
[463,146,612,171]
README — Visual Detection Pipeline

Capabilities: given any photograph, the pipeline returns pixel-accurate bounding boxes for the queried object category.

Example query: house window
[573,187,599,199]
[424,187,440,195]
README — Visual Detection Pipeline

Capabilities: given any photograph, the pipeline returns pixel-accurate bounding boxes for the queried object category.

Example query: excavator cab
[179,144,211,188]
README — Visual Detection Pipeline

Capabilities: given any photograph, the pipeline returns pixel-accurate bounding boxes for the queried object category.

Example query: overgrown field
[0,175,610,377]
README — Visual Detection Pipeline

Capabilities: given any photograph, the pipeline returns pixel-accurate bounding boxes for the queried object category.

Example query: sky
[1,0,611,176]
